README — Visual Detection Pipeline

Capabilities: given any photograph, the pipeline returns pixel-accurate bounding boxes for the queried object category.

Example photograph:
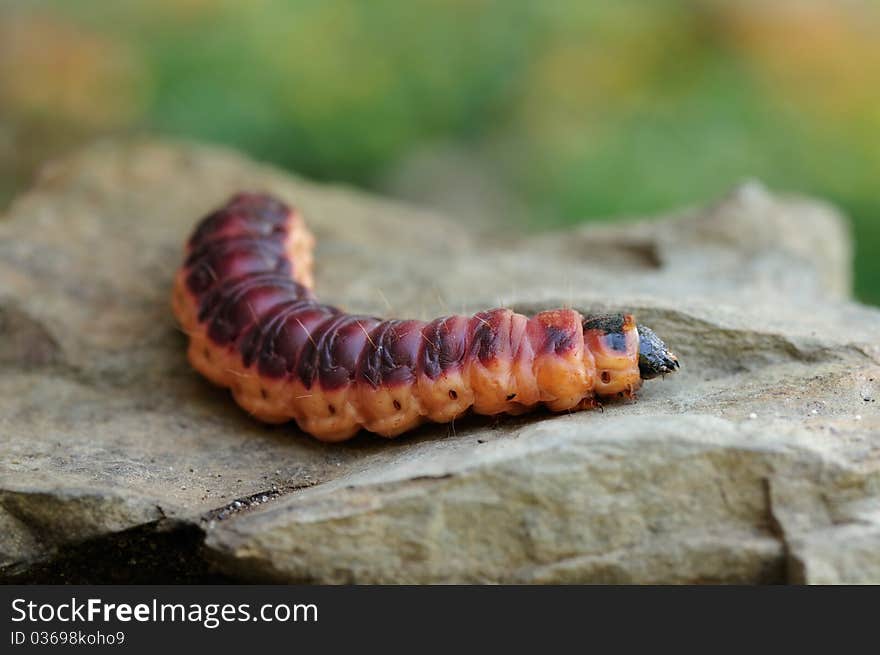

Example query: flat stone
[1,140,877,583]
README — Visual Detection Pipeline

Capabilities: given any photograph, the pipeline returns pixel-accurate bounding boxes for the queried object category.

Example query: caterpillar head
[636,324,679,379]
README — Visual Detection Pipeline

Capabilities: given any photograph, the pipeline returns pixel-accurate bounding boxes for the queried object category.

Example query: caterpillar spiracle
[172,193,679,442]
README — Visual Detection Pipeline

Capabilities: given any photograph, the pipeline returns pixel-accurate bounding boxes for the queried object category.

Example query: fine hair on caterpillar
[172,193,679,442]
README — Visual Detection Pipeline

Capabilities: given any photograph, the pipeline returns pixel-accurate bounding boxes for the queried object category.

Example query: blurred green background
[1,0,878,303]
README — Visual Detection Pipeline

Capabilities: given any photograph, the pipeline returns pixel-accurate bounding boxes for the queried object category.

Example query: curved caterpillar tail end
[636,324,680,379]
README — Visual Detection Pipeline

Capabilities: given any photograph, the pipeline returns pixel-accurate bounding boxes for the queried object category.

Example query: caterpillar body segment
[172,193,678,441]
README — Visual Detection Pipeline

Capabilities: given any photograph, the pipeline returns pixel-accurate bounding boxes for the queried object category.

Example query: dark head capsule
[636,324,679,379]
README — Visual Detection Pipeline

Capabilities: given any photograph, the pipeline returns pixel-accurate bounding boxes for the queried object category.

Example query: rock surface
[1,140,878,583]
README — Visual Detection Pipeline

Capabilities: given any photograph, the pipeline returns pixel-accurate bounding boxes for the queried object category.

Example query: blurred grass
[1,0,878,303]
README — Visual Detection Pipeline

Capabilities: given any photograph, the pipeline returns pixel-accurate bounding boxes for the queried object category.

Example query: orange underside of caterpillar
[172,193,662,442]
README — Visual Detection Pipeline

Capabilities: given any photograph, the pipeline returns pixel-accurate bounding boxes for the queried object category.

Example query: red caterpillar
[172,193,678,442]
